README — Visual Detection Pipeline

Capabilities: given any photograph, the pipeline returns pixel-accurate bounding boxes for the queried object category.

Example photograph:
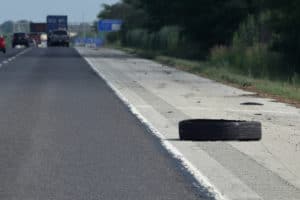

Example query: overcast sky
[0,0,119,23]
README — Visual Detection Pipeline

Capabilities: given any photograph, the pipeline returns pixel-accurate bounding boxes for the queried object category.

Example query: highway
[0,48,25,63]
[0,47,210,200]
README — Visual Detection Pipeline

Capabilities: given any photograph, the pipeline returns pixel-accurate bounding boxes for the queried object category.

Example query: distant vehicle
[28,37,36,47]
[28,32,42,46]
[47,15,68,33]
[30,23,47,33]
[0,35,6,53]
[40,33,48,41]
[47,30,70,47]
[39,33,48,47]
[12,32,30,48]
[29,23,47,47]
[46,15,68,47]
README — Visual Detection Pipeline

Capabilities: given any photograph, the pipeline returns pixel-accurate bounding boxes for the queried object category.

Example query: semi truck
[46,15,68,33]
[46,15,69,47]
[29,23,47,45]
[30,23,47,33]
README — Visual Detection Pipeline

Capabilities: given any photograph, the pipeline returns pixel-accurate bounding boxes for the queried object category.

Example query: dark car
[12,32,30,48]
[0,35,6,53]
[47,30,69,47]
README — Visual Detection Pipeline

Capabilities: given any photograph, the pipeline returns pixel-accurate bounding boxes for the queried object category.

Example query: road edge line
[79,49,227,200]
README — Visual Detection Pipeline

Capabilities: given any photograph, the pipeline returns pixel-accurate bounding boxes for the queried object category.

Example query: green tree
[264,0,300,72]
[98,0,261,56]
[0,21,14,33]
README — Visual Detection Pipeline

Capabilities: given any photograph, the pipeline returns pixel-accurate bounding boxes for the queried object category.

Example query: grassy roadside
[109,45,300,107]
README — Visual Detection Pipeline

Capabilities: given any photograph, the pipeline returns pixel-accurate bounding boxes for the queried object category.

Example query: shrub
[106,32,120,44]
[232,15,259,49]
[123,26,182,53]
[125,29,148,48]
[209,45,231,67]
[244,43,268,77]
[157,26,181,53]
[210,43,282,79]
[209,13,287,80]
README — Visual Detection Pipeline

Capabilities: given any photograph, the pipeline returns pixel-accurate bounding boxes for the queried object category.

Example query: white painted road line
[77,47,300,200]
[83,55,263,200]
[0,48,31,66]
[83,54,226,200]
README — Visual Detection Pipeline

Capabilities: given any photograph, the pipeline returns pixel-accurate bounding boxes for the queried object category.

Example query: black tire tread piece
[179,119,262,141]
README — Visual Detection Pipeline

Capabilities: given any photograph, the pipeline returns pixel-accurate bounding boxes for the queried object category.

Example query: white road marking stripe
[0,48,31,67]
[82,54,227,200]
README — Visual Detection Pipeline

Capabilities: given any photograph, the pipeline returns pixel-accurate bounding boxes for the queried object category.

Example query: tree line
[99,0,299,79]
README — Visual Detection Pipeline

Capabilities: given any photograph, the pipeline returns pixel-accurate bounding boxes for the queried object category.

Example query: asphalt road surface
[0,48,23,63]
[0,48,210,200]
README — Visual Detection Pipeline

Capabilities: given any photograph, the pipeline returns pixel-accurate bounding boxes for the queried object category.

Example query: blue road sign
[98,19,123,32]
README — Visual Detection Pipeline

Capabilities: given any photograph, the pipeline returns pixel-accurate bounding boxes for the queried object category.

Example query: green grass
[108,45,300,104]
[157,55,300,102]
[255,81,300,101]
